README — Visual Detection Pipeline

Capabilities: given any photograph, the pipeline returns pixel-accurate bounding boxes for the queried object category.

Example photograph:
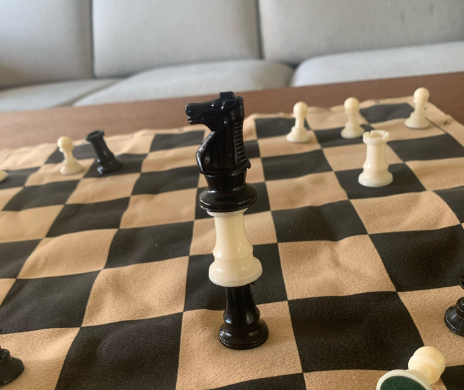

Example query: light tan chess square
[0,187,22,210]
[18,229,117,278]
[190,211,277,256]
[0,279,15,305]
[423,103,453,127]
[176,301,302,389]
[247,158,265,183]
[361,96,413,107]
[83,257,188,326]
[67,173,140,204]
[407,157,464,190]
[0,149,11,166]
[142,145,198,173]
[0,327,79,390]
[371,118,444,141]
[0,205,63,243]
[306,106,367,130]
[164,124,205,136]
[257,133,320,158]
[0,144,57,170]
[304,370,388,390]
[323,143,402,171]
[267,172,347,210]
[106,132,155,155]
[120,189,196,228]
[25,159,94,186]
[198,172,207,187]
[198,159,264,188]
[279,236,395,300]
[244,211,278,245]
[243,115,258,141]
[352,192,459,234]
[190,217,215,256]
[399,286,464,367]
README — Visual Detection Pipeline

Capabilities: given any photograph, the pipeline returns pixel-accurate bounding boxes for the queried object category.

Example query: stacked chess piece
[185,92,269,349]
[377,346,445,390]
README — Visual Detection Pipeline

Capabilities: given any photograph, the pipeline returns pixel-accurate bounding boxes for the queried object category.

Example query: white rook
[287,102,310,143]
[341,97,364,139]
[358,130,393,187]
[377,346,446,390]
[208,210,263,287]
[405,87,430,129]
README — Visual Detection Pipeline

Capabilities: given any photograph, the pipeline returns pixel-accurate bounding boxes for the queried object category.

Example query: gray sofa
[1,0,463,113]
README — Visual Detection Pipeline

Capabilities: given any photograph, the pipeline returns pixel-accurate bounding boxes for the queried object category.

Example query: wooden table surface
[1,72,464,150]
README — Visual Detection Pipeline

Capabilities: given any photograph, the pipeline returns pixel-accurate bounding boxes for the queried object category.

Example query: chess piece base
[0,349,24,386]
[444,298,464,337]
[405,115,429,129]
[286,127,310,143]
[219,284,269,350]
[219,318,269,350]
[378,371,430,390]
[0,170,8,183]
[358,170,393,188]
[341,125,364,139]
[97,159,123,175]
[61,164,84,176]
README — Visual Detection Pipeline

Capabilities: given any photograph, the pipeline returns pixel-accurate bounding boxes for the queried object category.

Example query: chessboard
[0,95,463,390]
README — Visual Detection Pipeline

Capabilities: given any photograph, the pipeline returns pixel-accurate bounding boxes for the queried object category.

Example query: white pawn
[287,102,310,143]
[0,170,7,183]
[341,97,364,139]
[58,136,84,176]
[358,130,393,187]
[377,346,446,390]
[405,87,430,129]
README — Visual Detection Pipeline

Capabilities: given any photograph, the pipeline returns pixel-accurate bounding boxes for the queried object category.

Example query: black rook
[86,130,123,175]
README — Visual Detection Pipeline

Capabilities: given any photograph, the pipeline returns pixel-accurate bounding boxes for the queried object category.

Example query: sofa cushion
[74,60,293,106]
[0,80,119,112]
[291,42,464,87]
[259,0,464,64]
[0,0,93,89]
[93,0,260,78]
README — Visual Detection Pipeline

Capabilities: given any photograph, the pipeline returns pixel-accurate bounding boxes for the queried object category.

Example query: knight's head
[184,92,243,130]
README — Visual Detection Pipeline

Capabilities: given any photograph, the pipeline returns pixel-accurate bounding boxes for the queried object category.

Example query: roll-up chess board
[0,96,463,390]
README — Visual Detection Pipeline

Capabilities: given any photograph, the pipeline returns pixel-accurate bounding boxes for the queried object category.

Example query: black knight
[185,91,257,212]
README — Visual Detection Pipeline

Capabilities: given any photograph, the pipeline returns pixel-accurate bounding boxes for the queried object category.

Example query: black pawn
[445,266,464,336]
[0,331,24,386]
[220,284,269,350]
[86,130,123,175]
